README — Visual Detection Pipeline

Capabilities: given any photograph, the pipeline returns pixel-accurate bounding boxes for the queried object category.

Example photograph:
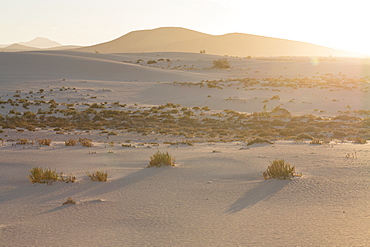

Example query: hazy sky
[1,0,369,55]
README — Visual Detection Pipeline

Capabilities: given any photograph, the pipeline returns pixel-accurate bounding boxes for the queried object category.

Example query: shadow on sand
[36,166,170,214]
[226,179,290,214]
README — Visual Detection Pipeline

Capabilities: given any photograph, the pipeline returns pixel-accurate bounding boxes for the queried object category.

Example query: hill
[19,37,61,49]
[76,27,360,57]
[1,43,40,52]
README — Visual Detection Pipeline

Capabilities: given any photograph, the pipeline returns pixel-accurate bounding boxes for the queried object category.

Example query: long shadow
[78,166,169,198]
[40,204,75,215]
[36,165,170,206]
[226,179,290,214]
[0,165,168,207]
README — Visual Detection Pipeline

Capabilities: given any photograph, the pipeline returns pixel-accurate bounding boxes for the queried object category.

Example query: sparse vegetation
[59,172,76,183]
[62,197,76,205]
[65,139,77,146]
[353,137,367,144]
[148,151,175,167]
[37,139,51,146]
[27,167,60,185]
[212,58,230,69]
[310,139,323,145]
[16,139,33,145]
[79,138,93,147]
[86,171,108,182]
[247,138,273,146]
[296,133,314,140]
[263,159,299,180]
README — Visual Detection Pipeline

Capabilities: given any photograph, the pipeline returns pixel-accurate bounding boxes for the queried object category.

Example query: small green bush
[28,167,59,185]
[263,159,297,180]
[147,60,157,64]
[86,171,108,182]
[148,151,175,167]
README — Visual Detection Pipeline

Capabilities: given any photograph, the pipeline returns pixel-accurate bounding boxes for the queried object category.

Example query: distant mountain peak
[19,37,62,49]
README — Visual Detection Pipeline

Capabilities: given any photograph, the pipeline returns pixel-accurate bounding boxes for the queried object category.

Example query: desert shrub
[79,138,93,147]
[86,171,108,182]
[353,137,367,144]
[212,58,230,69]
[296,133,314,140]
[90,103,105,109]
[247,138,273,146]
[263,159,296,180]
[16,139,33,145]
[310,139,323,145]
[147,60,157,64]
[59,172,76,183]
[271,95,280,100]
[122,143,135,148]
[62,197,76,205]
[37,139,51,146]
[271,106,291,117]
[65,139,77,146]
[28,167,59,185]
[107,131,118,136]
[148,151,175,167]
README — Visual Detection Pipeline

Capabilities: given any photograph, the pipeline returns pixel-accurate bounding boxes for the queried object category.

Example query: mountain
[1,43,40,52]
[76,27,360,57]
[19,37,61,49]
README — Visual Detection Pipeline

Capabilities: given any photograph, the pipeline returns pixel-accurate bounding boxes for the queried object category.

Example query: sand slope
[0,50,369,246]
[0,141,369,246]
[76,27,361,57]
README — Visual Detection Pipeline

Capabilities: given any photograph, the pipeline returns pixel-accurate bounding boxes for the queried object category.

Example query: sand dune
[0,49,369,246]
[0,51,211,83]
[76,27,361,57]
[0,140,368,246]
[1,43,40,52]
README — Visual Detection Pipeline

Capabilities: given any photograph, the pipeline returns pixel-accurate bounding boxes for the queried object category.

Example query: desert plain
[0,47,369,246]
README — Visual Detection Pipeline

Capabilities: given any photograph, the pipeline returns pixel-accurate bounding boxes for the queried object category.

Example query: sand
[0,50,369,246]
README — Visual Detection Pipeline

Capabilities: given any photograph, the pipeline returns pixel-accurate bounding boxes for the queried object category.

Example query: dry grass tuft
[27,167,59,185]
[79,138,93,147]
[263,159,299,180]
[353,137,367,144]
[65,139,77,146]
[247,138,273,146]
[310,139,323,145]
[148,151,175,167]
[37,139,51,146]
[16,139,33,145]
[62,197,76,205]
[86,171,108,182]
